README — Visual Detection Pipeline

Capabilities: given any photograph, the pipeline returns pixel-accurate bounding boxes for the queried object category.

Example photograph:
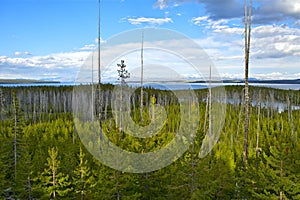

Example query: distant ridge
[0,79,60,84]
[1,78,299,85]
[190,79,300,84]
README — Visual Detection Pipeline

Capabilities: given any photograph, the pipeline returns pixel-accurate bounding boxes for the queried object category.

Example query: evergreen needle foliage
[0,85,299,199]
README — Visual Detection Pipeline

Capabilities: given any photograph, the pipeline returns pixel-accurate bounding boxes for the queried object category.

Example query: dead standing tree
[116,60,130,200]
[243,0,252,169]
[97,0,103,152]
[140,30,144,122]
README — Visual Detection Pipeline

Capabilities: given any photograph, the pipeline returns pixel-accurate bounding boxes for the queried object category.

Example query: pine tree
[37,147,72,199]
[11,91,23,180]
[14,144,34,199]
[89,158,116,199]
[73,146,92,200]
[246,138,300,199]
[0,142,9,198]
[0,88,4,135]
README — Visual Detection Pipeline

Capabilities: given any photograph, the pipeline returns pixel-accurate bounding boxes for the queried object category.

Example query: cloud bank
[127,17,173,25]
[154,0,300,23]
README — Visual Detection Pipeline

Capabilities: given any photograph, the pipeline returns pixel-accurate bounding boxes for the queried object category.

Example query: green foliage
[35,147,73,199]
[0,85,299,199]
[72,146,93,199]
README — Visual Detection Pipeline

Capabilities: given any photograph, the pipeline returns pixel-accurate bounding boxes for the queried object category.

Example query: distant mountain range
[0,79,60,84]
[1,78,300,85]
[190,78,300,84]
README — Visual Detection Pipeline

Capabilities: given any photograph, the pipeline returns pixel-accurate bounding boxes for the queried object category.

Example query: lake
[1,82,300,91]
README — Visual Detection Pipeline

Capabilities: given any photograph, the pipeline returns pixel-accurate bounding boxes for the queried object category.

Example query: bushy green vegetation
[0,85,299,199]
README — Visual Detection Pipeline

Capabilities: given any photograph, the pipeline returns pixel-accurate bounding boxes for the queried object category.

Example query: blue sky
[0,0,299,81]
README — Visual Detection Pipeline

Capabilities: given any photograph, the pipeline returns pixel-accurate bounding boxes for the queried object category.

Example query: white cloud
[94,37,106,44]
[294,20,300,26]
[0,56,8,60]
[155,0,300,24]
[252,24,300,38]
[192,16,244,34]
[221,72,300,80]
[128,17,173,25]
[79,44,97,51]
[2,21,299,82]
[0,51,91,81]
[251,25,300,58]
[213,26,244,34]
[192,17,300,59]
[190,21,300,79]
[14,51,32,56]
[275,42,300,56]
[254,0,300,23]
[192,16,209,25]
[75,33,219,83]
[155,0,243,19]
[154,0,172,9]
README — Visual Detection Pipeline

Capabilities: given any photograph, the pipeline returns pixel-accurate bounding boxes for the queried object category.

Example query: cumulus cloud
[79,44,97,51]
[220,72,300,80]
[14,51,32,56]
[201,0,243,20]
[294,20,300,26]
[251,25,300,58]
[154,0,243,19]
[127,17,173,25]
[75,30,218,83]
[154,0,172,9]
[192,16,209,26]
[190,22,300,77]
[2,23,299,82]
[192,17,300,60]
[192,16,244,34]
[0,51,91,81]
[155,0,300,24]
[94,37,106,44]
[253,0,300,24]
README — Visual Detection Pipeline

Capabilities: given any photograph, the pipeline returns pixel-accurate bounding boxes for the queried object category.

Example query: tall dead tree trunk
[208,65,212,154]
[13,93,18,179]
[256,90,261,157]
[91,54,95,143]
[0,89,4,135]
[280,160,283,200]
[140,30,144,122]
[139,30,150,199]
[97,0,103,152]
[243,0,252,169]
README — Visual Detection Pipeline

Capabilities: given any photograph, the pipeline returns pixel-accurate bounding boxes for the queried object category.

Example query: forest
[0,84,299,199]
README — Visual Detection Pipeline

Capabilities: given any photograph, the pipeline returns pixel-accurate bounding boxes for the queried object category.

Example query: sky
[0,0,299,82]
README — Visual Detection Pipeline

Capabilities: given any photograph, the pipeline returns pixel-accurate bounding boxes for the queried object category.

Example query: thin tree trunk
[243,0,252,169]
[280,160,283,200]
[105,92,108,120]
[0,89,4,135]
[52,148,57,200]
[27,174,32,200]
[115,170,121,200]
[140,29,144,122]
[13,94,17,179]
[190,96,195,194]
[209,65,212,153]
[203,94,209,133]
[256,90,261,157]
[91,54,95,143]
[98,0,103,152]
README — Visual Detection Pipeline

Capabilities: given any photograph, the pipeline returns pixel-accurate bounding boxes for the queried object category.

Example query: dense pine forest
[0,85,299,199]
